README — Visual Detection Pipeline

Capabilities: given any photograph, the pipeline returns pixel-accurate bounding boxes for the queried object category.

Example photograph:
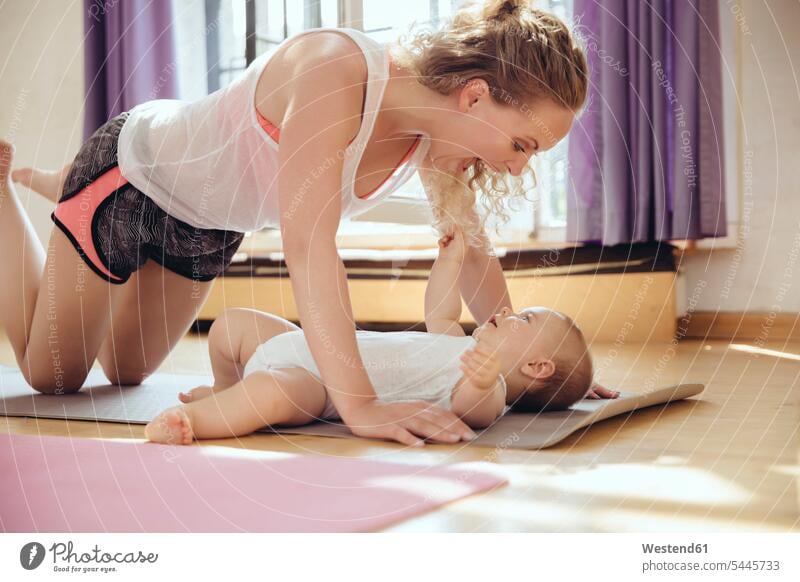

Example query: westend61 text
[642,543,708,554]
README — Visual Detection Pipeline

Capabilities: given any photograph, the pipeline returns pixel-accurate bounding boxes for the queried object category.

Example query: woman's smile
[458,157,505,174]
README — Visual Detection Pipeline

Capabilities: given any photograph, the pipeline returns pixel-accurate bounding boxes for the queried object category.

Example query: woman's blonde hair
[390,0,588,249]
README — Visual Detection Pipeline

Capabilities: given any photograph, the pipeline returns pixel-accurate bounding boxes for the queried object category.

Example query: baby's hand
[584,383,621,399]
[437,227,467,264]
[459,343,501,390]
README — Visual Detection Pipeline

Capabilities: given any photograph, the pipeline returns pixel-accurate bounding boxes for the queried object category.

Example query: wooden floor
[1,333,798,532]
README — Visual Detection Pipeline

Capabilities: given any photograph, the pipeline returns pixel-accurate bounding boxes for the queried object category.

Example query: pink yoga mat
[0,434,506,532]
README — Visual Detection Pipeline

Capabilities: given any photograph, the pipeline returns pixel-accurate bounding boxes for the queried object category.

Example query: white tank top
[116,27,430,232]
[243,330,483,419]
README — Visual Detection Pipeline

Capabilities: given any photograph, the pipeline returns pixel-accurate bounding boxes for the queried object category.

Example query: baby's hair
[390,0,589,249]
[510,315,593,412]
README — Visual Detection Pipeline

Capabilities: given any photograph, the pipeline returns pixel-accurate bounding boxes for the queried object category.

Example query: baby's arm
[450,342,506,428]
[425,229,467,336]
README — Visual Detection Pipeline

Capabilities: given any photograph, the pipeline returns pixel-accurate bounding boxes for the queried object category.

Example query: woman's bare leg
[0,140,121,393]
[11,162,71,203]
[179,307,300,403]
[95,258,214,385]
[145,367,328,444]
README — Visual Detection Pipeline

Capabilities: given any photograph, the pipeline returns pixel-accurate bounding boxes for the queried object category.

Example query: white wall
[0,0,84,244]
[682,0,800,313]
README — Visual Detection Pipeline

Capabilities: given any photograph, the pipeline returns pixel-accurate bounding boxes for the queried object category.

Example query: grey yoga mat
[0,366,703,449]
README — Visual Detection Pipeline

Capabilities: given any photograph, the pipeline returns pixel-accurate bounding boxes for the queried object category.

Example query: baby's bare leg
[180,308,302,403]
[147,367,327,444]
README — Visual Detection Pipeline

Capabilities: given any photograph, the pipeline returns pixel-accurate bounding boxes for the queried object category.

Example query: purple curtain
[567,0,726,245]
[83,0,179,140]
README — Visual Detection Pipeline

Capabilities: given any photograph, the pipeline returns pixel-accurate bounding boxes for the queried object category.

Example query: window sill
[238,223,573,259]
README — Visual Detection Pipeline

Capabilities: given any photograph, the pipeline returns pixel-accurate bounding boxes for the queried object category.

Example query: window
[531,0,572,237]
[172,0,338,98]
[248,0,339,58]
[173,0,575,245]
[362,0,459,42]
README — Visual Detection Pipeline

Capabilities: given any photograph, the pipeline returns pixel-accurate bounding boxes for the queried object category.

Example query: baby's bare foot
[178,385,215,403]
[145,406,194,445]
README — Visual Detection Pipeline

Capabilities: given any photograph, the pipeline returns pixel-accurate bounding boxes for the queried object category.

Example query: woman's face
[427,79,576,177]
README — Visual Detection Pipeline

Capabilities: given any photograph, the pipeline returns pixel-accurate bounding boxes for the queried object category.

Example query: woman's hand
[584,383,621,399]
[437,227,467,264]
[342,400,477,447]
[459,343,501,390]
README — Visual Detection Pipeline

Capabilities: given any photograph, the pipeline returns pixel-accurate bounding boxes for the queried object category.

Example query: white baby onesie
[242,330,477,420]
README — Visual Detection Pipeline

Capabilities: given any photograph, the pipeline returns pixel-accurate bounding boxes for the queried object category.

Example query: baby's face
[472,306,573,371]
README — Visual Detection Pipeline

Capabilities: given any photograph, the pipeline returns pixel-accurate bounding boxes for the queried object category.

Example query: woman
[1,0,597,446]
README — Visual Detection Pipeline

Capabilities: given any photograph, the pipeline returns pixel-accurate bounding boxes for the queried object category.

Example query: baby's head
[472,306,593,411]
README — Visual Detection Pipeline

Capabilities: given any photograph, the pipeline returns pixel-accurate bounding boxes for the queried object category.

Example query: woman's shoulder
[276,29,367,83]
[255,29,368,132]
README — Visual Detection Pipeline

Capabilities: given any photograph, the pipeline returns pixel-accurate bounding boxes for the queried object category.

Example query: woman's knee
[102,366,151,386]
[23,352,150,391]
[22,362,88,395]
[96,338,152,386]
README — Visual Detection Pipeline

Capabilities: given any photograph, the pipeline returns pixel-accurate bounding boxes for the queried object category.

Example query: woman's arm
[275,35,475,445]
[459,240,513,326]
[417,156,513,326]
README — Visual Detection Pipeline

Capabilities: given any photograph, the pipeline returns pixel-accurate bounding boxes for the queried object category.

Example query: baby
[144,228,595,445]
[423,229,595,416]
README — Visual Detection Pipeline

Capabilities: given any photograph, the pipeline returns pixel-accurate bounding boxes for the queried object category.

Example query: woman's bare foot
[11,163,70,203]
[178,384,225,403]
[0,139,14,190]
[145,406,194,445]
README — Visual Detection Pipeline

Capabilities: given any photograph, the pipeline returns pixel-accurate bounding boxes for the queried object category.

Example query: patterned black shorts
[51,112,244,284]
